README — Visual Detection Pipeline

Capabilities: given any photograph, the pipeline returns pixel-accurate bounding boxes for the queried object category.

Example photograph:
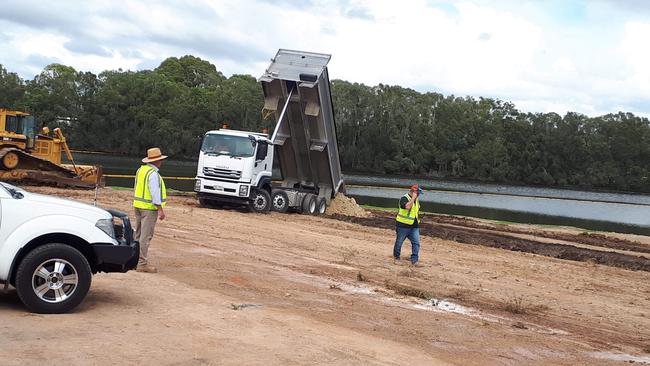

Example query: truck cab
[194,129,274,212]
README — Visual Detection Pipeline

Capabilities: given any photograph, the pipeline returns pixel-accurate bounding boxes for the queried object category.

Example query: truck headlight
[194,179,201,191]
[95,218,116,239]
[239,185,249,197]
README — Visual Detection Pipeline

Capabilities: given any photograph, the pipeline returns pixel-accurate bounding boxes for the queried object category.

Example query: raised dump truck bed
[194,49,343,215]
[260,49,344,203]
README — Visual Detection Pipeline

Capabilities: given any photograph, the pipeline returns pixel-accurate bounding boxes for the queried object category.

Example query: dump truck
[194,49,344,214]
[0,109,102,188]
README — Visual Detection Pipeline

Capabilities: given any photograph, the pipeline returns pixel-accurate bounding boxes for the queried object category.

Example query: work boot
[137,264,158,273]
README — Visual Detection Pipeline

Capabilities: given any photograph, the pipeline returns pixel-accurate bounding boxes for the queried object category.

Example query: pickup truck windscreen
[201,134,256,158]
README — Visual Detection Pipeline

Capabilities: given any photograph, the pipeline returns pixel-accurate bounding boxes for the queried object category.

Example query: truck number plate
[214,185,224,191]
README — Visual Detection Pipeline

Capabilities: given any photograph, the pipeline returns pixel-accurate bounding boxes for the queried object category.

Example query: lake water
[67,152,650,235]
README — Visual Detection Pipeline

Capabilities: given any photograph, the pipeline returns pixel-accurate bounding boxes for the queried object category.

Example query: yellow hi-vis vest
[133,164,167,210]
[396,193,420,225]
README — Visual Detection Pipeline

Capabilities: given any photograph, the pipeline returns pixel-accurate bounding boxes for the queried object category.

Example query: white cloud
[0,0,649,117]
[622,21,650,92]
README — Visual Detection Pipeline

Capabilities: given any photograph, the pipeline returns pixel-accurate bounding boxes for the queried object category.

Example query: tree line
[1,56,649,192]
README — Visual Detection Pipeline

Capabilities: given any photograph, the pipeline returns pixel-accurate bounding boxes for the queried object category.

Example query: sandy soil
[1,186,649,366]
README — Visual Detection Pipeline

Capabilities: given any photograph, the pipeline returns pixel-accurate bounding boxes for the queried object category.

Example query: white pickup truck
[0,182,138,313]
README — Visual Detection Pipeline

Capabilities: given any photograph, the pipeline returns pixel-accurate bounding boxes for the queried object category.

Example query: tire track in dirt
[331,214,650,272]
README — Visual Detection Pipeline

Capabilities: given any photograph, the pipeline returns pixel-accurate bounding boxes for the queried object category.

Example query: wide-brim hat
[142,147,168,163]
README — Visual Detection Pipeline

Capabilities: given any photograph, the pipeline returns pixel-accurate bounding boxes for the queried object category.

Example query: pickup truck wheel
[301,193,317,215]
[250,189,271,213]
[15,243,92,314]
[271,190,289,213]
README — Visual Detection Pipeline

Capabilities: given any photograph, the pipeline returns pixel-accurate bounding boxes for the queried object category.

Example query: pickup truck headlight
[239,185,249,197]
[95,218,116,239]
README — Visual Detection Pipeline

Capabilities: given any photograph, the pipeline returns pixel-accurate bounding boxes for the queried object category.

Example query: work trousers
[134,208,158,266]
[393,226,420,264]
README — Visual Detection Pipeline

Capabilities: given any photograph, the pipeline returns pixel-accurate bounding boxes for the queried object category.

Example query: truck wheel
[271,190,289,213]
[15,243,92,314]
[198,198,211,208]
[315,197,327,215]
[301,193,317,215]
[250,189,271,213]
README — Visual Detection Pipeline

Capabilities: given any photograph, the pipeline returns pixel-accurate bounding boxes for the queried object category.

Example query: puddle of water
[590,352,650,364]
[187,246,224,256]
[303,257,357,270]
[279,267,570,336]
[413,299,475,317]
[336,283,374,295]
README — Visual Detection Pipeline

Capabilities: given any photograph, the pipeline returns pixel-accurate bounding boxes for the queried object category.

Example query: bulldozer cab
[0,109,36,149]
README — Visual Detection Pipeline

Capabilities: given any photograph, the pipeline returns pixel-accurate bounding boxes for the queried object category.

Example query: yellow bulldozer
[0,108,102,188]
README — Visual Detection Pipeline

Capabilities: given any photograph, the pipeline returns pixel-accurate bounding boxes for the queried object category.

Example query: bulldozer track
[0,147,76,176]
[0,147,100,188]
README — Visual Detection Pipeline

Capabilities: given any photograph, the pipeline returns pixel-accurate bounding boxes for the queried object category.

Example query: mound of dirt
[326,193,370,218]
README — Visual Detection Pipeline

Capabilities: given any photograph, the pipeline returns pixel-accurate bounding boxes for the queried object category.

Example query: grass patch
[108,186,132,191]
[398,268,416,278]
[341,247,359,264]
[356,272,367,282]
[385,280,433,300]
[503,295,527,314]
[361,205,398,212]
[361,205,440,216]
[447,288,475,301]
[107,185,193,196]
[502,295,550,315]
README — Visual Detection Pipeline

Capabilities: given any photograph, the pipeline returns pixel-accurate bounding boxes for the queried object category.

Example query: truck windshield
[201,134,255,157]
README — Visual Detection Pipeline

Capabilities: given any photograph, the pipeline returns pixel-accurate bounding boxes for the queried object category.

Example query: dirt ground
[1,186,650,365]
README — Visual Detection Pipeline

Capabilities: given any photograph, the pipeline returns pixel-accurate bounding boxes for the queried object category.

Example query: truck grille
[203,167,242,181]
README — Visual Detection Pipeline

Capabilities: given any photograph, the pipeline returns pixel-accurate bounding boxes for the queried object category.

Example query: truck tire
[315,197,327,215]
[15,243,92,314]
[271,190,289,213]
[250,189,271,213]
[301,193,317,215]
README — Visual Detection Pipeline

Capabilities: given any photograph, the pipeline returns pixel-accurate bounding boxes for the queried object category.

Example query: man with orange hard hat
[393,184,423,266]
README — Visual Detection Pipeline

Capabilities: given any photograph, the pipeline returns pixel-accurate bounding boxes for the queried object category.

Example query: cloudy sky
[1,0,649,117]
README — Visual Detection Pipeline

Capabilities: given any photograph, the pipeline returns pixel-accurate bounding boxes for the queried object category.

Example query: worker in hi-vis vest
[133,147,168,273]
[393,184,423,266]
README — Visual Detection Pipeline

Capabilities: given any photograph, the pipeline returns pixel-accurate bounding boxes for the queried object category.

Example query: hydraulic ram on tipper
[270,87,294,145]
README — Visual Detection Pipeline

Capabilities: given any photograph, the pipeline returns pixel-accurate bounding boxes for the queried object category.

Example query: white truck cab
[194,49,345,215]
[194,129,274,212]
[0,182,138,313]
